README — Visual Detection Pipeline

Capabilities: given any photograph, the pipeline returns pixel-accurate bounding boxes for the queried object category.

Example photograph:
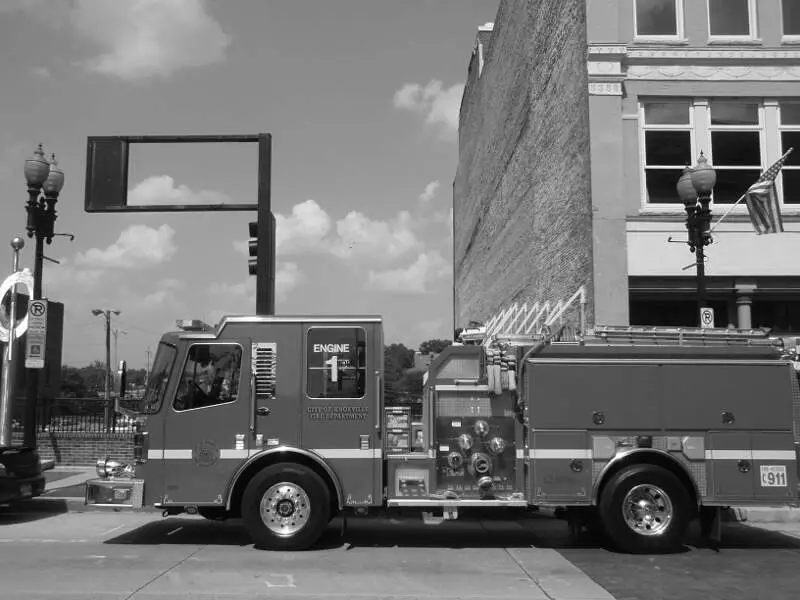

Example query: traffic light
[248,221,258,276]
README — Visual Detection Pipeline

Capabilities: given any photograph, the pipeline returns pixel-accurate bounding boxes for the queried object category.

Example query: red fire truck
[86,315,800,553]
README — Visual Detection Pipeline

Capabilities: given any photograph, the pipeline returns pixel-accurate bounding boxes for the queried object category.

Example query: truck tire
[241,462,331,551]
[598,464,691,554]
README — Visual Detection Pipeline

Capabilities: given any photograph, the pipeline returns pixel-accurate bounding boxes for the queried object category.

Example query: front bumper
[85,477,145,509]
[0,474,46,504]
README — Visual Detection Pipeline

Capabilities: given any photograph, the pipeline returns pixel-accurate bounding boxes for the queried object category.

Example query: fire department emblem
[193,440,221,466]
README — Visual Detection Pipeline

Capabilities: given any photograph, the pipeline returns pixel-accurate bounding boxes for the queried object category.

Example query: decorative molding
[588,44,628,57]
[627,64,800,81]
[589,81,623,96]
[627,48,800,61]
[588,60,623,76]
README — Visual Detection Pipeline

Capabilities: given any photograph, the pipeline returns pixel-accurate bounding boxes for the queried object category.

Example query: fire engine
[85,290,800,554]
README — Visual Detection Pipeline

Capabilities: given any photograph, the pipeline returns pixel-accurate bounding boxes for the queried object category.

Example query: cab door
[300,322,382,507]
[162,339,252,504]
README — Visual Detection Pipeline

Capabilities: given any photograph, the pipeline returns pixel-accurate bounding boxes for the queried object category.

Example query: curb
[724,506,800,523]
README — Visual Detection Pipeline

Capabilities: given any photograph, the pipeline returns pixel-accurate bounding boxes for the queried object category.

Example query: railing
[11,396,142,434]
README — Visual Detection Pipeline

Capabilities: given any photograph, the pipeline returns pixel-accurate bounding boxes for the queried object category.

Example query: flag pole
[709,193,746,233]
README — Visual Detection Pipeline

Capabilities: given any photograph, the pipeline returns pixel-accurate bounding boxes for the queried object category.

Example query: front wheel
[241,462,331,550]
[598,464,692,554]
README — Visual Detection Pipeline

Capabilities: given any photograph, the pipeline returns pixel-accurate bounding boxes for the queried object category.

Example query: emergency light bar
[175,319,213,332]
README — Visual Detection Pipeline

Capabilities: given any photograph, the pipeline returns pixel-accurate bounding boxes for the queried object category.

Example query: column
[736,294,753,330]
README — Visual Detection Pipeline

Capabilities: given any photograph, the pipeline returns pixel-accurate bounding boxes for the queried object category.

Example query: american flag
[745,148,794,235]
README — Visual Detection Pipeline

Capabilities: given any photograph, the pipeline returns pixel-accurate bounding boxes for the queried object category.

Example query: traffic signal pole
[255,134,275,316]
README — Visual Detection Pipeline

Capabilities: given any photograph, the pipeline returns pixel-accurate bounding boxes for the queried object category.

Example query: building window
[782,0,800,37]
[708,100,763,204]
[641,100,694,204]
[635,0,683,39]
[708,0,756,39]
[779,103,800,204]
[638,98,800,208]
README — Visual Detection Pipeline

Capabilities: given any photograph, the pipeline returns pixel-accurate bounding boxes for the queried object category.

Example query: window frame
[778,102,800,205]
[171,341,244,413]
[707,0,758,42]
[634,0,685,42]
[781,0,800,42]
[305,325,368,401]
[638,97,798,213]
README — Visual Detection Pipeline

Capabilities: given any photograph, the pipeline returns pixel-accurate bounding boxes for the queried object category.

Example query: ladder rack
[588,325,781,347]
[460,287,588,346]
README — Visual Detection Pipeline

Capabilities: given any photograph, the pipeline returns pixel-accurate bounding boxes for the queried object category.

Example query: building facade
[455,0,800,334]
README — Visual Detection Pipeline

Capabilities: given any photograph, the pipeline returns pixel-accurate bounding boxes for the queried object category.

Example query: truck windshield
[141,342,177,414]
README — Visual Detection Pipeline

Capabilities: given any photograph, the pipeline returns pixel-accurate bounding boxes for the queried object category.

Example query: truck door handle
[256,407,271,416]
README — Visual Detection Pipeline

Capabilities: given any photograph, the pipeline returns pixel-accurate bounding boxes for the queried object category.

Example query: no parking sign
[700,307,715,329]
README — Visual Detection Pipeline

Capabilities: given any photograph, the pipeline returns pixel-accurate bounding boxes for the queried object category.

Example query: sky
[0,0,500,370]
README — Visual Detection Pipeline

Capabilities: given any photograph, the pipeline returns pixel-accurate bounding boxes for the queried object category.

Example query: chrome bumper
[85,477,145,509]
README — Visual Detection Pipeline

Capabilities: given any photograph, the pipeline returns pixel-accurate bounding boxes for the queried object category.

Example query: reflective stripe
[154,448,382,460]
[706,450,796,461]
[515,449,525,460]
[434,384,490,392]
[530,449,593,460]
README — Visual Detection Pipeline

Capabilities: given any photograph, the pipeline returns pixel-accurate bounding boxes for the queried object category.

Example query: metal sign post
[0,238,33,447]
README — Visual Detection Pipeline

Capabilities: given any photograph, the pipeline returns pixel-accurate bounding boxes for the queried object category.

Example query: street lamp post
[22,144,65,448]
[676,152,717,327]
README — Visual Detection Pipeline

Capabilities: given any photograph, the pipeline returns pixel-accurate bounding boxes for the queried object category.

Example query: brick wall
[11,432,134,467]
[454,0,595,329]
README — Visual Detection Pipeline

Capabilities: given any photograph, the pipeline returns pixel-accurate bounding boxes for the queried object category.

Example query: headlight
[96,458,133,478]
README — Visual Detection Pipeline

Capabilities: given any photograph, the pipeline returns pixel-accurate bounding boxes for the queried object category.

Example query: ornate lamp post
[22,144,66,448]
[676,152,717,326]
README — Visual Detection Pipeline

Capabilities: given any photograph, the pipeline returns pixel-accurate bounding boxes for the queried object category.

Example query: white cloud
[74,224,176,269]
[208,261,304,309]
[68,0,231,81]
[418,180,440,203]
[30,66,51,78]
[367,251,451,294]
[234,200,420,262]
[393,80,464,134]
[129,175,229,206]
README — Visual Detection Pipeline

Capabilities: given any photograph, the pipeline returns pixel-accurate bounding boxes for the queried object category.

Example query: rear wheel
[241,462,331,550]
[598,464,692,554]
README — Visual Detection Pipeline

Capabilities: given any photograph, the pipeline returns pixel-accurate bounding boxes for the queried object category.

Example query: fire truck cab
[86,315,800,554]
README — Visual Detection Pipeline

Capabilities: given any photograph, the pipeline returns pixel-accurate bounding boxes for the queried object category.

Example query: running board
[387,499,529,508]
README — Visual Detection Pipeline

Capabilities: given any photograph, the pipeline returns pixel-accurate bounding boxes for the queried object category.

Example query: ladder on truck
[460,286,588,346]
[588,324,782,347]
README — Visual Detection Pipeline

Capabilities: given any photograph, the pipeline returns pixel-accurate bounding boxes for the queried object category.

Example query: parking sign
[700,306,715,329]
[25,299,47,369]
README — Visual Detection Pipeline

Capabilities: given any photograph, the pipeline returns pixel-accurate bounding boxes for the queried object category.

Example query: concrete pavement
[0,511,616,599]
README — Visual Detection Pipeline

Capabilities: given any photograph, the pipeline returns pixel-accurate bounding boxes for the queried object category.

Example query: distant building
[454,0,800,333]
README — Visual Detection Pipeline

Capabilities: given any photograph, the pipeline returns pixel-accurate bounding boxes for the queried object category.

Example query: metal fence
[11,396,143,434]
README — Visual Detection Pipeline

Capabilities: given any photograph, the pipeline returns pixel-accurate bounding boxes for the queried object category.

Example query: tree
[395,370,424,397]
[383,343,414,402]
[418,338,452,355]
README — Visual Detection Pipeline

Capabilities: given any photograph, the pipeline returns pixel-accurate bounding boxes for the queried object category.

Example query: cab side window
[173,344,243,412]
[307,327,367,399]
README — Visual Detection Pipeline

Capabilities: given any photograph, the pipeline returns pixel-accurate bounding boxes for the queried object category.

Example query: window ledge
[707,38,763,46]
[781,37,800,46]
[632,209,800,221]
[632,38,689,46]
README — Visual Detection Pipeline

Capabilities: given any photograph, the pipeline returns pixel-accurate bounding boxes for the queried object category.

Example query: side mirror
[114,360,127,412]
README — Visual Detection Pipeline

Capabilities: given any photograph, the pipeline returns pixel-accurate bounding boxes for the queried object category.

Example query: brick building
[454,0,800,333]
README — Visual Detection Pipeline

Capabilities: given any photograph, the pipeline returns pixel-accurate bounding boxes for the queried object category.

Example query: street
[0,507,798,600]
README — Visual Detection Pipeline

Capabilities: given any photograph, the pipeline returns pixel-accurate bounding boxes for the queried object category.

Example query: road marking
[103,524,126,536]
[166,526,183,536]
[263,574,296,588]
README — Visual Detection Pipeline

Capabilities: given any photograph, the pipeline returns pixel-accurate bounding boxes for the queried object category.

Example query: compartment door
[708,433,754,500]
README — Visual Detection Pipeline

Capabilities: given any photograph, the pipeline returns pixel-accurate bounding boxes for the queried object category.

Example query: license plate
[19,484,32,498]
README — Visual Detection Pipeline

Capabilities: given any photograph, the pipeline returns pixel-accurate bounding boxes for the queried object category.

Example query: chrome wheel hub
[260,482,311,537]
[622,484,673,536]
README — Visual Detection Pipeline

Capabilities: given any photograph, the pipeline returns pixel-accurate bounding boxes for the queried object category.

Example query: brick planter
[11,431,134,467]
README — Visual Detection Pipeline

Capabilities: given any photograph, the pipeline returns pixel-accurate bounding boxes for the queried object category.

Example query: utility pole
[112,328,127,369]
[91,308,120,430]
[145,346,151,391]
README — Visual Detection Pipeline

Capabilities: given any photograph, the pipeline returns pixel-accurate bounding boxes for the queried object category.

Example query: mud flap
[700,506,722,545]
